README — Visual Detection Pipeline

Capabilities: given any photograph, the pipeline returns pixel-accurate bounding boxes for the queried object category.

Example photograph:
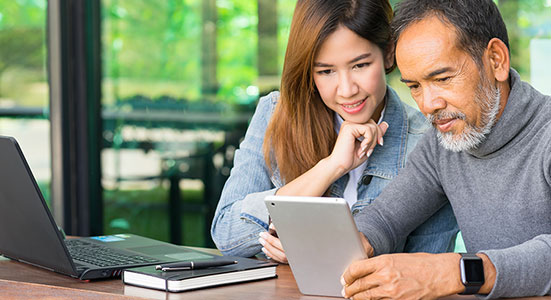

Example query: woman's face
[313,25,392,124]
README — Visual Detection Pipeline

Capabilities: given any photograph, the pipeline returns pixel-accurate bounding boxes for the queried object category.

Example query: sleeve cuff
[239,188,278,230]
[477,235,551,299]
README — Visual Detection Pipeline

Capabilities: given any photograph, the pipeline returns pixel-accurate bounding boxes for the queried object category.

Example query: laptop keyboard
[65,239,160,267]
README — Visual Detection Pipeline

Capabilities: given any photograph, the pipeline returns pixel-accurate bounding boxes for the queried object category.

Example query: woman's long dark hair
[263,0,394,183]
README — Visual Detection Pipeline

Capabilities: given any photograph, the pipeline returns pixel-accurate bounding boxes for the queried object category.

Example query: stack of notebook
[123,256,277,292]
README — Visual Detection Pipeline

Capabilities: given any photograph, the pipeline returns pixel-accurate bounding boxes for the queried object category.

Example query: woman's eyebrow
[314,53,372,68]
[348,53,371,64]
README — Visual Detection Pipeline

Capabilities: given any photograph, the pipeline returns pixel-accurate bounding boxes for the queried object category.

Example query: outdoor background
[0,0,550,248]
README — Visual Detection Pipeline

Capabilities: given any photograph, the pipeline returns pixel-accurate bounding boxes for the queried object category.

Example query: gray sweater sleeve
[479,235,551,298]
[354,134,448,255]
[357,130,551,298]
[478,138,551,298]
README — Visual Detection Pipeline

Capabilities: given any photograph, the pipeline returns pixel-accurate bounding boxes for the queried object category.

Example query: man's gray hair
[391,0,510,67]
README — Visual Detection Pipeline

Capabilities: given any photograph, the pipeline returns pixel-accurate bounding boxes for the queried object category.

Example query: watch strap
[460,285,482,295]
[459,253,483,295]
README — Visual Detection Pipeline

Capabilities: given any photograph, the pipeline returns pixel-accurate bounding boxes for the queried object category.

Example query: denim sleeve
[355,133,449,255]
[403,202,458,253]
[210,92,281,257]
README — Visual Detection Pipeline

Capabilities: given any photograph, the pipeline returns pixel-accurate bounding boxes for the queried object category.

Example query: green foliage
[0,0,46,102]
[102,0,300,105]
[0,27,44,71]
[104,186,206,246]
[0,0,46,29]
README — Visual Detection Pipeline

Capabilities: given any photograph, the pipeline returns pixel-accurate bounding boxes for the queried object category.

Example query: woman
[211,0,458,262]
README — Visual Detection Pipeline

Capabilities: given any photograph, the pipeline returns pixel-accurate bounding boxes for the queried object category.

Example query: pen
[155,259,238,272]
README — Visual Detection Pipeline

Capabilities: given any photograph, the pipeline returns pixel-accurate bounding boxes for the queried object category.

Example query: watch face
[461,257,485,285]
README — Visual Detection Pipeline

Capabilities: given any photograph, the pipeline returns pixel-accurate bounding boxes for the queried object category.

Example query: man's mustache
[427,110,467,125]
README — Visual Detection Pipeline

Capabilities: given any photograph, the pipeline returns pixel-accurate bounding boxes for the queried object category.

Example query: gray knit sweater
[354,69,551,298]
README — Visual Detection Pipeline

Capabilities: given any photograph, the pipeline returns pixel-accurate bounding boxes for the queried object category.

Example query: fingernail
[340,276,346,286]
[341,288,346,298]
[258,238,266,246]
[361,145,367,152]
[379,137,384,146]
[261,247,270,258]
[359,151,365,159]
[367,149,373,157]
[259,232,268,239]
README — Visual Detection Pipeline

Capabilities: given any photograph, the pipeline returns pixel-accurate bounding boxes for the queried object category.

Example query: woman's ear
[384,42,396,71]
[486,38,510,83]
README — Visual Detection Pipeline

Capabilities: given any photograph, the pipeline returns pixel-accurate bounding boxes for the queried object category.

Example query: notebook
[123,256,277,292]
[0,136,216,280]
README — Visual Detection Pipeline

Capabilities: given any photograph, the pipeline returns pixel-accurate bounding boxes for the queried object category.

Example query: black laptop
[0,136,216,280]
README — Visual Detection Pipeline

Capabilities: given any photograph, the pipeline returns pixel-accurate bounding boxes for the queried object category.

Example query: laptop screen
[0,136,76,276]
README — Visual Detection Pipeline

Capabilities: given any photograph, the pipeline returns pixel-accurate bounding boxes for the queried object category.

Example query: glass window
[100,0,550,248]
[0,0,50,204]
[100,0,296,246]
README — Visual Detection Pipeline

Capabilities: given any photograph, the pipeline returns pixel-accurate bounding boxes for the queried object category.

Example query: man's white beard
[428,77,501,152]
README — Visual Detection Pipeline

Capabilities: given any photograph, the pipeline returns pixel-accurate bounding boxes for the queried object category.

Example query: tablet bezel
[264,195,367,297]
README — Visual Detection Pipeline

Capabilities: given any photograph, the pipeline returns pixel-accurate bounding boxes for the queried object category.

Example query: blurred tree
[0,0,46,103]
[202,0,218,100]
[0,27,44,96]
[258,0,278,95]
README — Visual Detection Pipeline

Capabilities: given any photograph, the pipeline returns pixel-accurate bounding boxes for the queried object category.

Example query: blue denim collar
[363,86,409,179]
[328,86,409,197]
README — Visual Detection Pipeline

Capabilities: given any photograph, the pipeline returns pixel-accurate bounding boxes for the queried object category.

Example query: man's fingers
[343,274,379,299]
[359,233,374,257]
[348,286,388,300]
[342,259,378,288]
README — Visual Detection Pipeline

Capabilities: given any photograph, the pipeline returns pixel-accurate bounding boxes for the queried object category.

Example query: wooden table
[0,254,547,299]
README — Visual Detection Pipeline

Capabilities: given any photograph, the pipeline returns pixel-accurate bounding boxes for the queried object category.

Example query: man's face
[396,16,501,152]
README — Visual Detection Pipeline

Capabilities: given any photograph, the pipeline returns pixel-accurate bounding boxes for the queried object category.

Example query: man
[340,0,551,299]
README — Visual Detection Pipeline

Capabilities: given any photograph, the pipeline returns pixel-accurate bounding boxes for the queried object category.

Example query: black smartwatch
[459,253,485,295]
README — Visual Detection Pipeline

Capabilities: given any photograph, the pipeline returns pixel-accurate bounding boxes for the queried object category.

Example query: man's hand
[341,253,464,300]
[359,233,374,258]
[258,223,288,264]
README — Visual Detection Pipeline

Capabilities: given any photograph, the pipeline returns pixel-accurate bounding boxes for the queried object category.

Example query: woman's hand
[274,120,388,198]
[327,120,389,175]
[258,223,288,263]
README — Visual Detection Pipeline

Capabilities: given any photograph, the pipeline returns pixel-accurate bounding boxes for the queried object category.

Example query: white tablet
[264,195,367,297]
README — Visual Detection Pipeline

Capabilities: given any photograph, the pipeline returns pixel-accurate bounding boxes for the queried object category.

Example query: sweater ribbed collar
[467,68,537,158]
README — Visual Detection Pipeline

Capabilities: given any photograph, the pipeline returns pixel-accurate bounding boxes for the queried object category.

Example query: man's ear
[486,38,510,82]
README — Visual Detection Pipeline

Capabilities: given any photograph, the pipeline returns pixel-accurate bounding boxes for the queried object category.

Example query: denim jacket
[211,87,459,257]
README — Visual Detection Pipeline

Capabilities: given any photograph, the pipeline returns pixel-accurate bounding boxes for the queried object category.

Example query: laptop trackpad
[130,245,214,261]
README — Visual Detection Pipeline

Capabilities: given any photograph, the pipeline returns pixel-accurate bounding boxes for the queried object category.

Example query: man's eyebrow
[425,67,452,79]
[314,53,372,68]
[400,67,453,83]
